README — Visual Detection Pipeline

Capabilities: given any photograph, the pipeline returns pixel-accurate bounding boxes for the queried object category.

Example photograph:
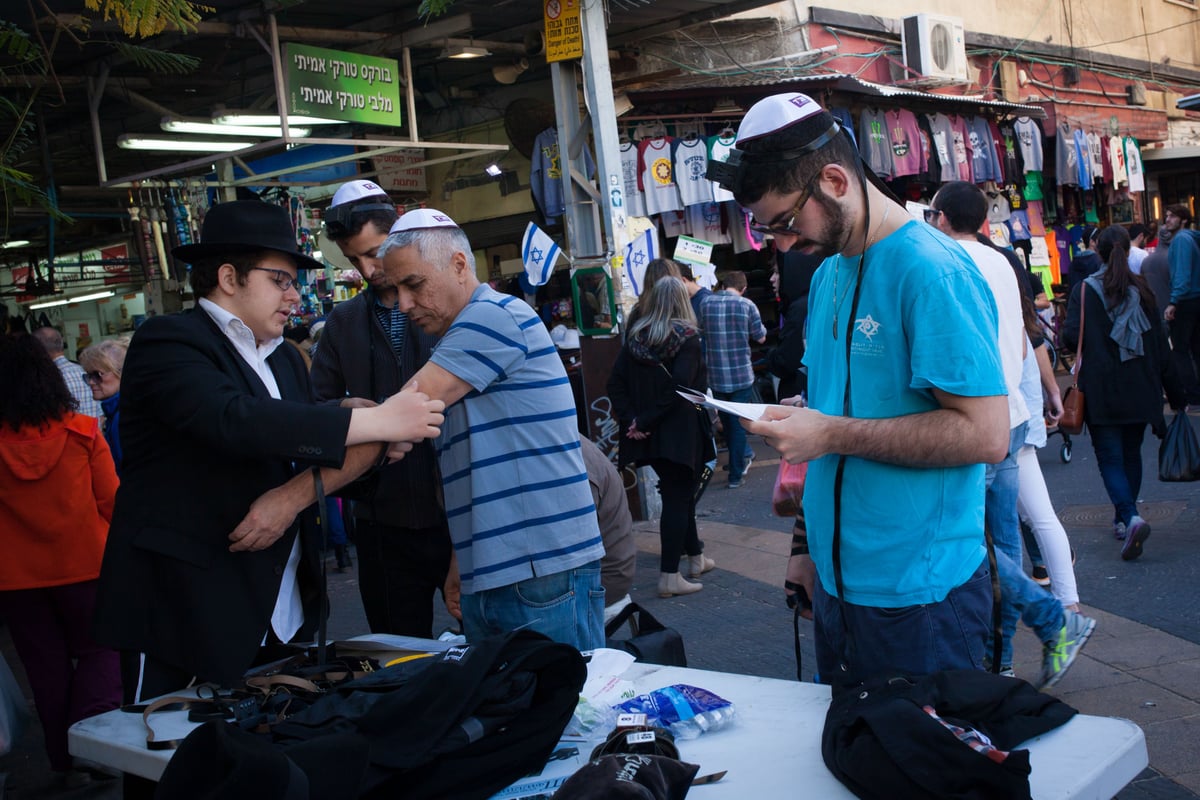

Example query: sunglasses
[250,267,301,292]
[747,174,822,237]
[322,202,396,238]
[83,370,109,384]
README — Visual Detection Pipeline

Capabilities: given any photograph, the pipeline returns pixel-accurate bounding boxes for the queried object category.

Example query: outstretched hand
[744,405,829,464]
[381,381,445,442]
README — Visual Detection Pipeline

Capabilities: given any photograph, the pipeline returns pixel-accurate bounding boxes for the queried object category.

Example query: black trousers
[354,519,452,638]
[651,459,703,574]
[1169,296,1200,401]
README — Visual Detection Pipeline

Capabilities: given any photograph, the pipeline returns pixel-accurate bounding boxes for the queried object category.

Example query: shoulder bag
[1058,287,1086,435]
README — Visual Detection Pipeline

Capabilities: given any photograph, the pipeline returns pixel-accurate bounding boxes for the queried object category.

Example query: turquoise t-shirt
[801,220,1005,607]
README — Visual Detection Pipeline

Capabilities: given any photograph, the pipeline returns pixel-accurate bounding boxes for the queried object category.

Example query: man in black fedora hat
[93,199,446,701]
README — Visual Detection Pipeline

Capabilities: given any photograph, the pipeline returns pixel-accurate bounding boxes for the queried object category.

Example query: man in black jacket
[94,200,444,699]
[312,181,452,637]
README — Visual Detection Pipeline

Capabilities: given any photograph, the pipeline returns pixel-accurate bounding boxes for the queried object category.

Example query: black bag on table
[1159,411,1200,482]
[155,630,586,800]
[605,603,687,667]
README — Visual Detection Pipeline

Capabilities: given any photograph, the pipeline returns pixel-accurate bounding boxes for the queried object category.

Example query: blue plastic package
[614,684,736,740]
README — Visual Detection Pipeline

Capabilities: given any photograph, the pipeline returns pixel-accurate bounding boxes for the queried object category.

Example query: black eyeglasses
[923,208,943,224]
[748,174,822,236]
[250,267,301,292]
[83,370,108,384]
[323,202,396,238]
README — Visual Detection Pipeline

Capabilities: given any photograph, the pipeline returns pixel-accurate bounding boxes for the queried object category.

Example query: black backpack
[156,630,586,800]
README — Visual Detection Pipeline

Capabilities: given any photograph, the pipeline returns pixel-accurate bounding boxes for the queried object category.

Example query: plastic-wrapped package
[614,684,736,740]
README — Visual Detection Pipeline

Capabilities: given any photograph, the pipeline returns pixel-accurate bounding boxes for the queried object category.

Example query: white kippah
[736,93,827,145]
[330,179,388,208]
[388,208,459,233]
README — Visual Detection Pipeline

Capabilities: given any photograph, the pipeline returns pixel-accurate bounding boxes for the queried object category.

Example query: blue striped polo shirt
[430,284,604,594]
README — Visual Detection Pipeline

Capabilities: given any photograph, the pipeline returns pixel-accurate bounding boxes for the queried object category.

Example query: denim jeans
[812,560,992,688]
[1088,423,1147,527]
[460,561,605,651]
[986,423,1062,665]
[714,384,758,480]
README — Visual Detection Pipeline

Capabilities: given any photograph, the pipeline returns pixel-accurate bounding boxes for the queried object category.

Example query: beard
[797,184,850,259]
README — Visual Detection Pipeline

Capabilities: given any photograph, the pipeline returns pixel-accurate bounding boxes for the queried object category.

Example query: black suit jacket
[93,307,352,686]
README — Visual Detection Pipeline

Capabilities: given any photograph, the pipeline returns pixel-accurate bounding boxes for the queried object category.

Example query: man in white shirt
[1128,224,1149,275]
[931,182,1094,686]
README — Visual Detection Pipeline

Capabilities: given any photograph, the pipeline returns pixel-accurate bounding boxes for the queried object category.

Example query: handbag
[605,602,687,667]
[771,459,807,517]
[1159,411,1200,482]
[1058,286,1087,435]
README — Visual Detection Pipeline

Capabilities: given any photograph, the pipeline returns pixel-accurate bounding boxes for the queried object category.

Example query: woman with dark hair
[1062,226,1188,561]
[0,334,121,786]
[608,277,716,596]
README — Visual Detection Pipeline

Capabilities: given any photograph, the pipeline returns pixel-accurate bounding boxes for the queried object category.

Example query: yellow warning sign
[544,0,583,63]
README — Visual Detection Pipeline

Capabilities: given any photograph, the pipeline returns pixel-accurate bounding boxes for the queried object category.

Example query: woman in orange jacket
[0,333,121,786]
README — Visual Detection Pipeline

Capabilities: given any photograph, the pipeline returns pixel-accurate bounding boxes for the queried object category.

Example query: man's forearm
[821,406,1008,467]
[273,442,385,513]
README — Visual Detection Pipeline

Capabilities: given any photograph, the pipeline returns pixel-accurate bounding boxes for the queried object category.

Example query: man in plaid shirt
[699,270,766,488]
[32,326,103,420]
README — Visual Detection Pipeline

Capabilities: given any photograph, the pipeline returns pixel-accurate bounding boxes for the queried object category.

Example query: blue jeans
[987,423,1061,665]
[1089,423,1147,527]
[459,561,605,651]
[714,385,758,480]
[813,560,992,688]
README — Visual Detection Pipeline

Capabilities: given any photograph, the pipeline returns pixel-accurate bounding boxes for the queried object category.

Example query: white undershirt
[199,297,304,645]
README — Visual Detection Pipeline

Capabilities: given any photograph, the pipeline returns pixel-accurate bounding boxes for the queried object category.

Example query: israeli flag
[521,222,562,287]
[624,228,658,297]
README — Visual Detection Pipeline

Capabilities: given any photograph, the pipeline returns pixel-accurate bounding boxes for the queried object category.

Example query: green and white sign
[673,235,713,265]
[284,43,402,126]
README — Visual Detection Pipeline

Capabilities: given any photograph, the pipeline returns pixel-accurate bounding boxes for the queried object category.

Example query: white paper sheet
[676,388,770,422]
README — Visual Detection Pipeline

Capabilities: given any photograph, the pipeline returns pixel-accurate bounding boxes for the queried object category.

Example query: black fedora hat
[174,199,324,272]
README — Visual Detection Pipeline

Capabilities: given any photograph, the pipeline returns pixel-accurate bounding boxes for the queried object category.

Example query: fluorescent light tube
[212,111,342,126]
[117,135,259,152]
[28,291,115,310]
[161,117,310,138]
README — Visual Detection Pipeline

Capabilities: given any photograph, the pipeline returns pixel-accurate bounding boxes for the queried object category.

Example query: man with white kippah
[376,210,606,651]
[310,182,451,638]
[710,93,1011,687]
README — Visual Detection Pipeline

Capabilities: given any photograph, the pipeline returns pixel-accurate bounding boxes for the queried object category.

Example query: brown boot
[658,572,703,597]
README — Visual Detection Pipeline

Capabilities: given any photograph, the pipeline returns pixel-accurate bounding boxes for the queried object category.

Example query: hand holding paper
[743,405,831,464]
[675,388,771,422]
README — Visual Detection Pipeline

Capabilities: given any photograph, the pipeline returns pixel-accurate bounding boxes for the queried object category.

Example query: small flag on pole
[521,222,562,288]
[624,228,658,296]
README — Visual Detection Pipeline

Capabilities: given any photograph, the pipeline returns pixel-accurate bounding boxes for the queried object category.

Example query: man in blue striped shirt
[378,209,605,651]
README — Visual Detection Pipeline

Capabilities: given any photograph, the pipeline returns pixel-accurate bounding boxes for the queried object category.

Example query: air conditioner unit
[901,14,968,84]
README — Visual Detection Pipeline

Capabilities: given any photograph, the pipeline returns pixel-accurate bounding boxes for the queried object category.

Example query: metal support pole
[550,62,601,259]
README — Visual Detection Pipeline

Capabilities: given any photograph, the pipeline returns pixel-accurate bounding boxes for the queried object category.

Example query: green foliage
[111,41,200,74]
[417,0,457,22]
[0,21,41,67]
[82,0,214,38]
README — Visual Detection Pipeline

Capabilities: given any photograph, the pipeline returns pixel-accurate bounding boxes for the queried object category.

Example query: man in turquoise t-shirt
[716,93,1010,688]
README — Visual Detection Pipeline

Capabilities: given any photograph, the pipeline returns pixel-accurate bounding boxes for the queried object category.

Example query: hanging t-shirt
[1023,170,1045,202]
[915,114,940,184]
[829,108,858,148]
[1072,129,1092,187]
[1013,117,1044,172]
[1087,132,1105,183]
[858,108,895,179]
[1109,136,1127,188]
[926,114,958,183]
[967,116,999,184]
[1025,200,1046,236]
[996,121,1023,184]
[686,202,731,245]
[1009,209,1032,242]
[886,109,924,178]
[948,115,973,182]
[637,137,682,215]
[659,210,687,239]
[707,132,737,203]
[672,137,712,207]
[531,127,596,225]
[1123,137,1145,192]
[619,141,647,218]
[1099,136,1114,185]
[1055,124,1078,187]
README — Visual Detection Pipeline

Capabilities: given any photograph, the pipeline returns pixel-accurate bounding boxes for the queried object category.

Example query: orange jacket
[0,413,118,590]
